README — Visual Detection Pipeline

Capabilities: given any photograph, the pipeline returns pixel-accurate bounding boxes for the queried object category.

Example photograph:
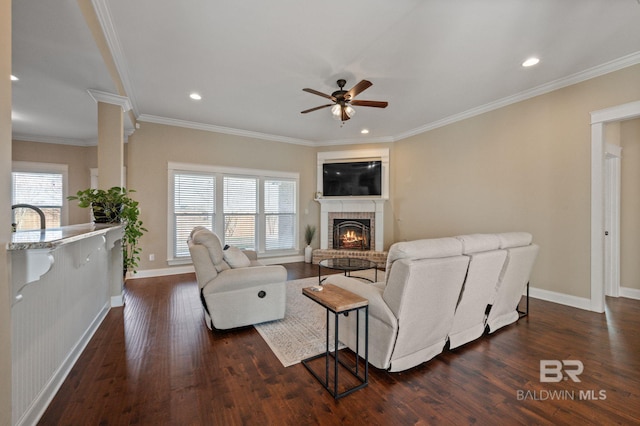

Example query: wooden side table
[301,284,369,399]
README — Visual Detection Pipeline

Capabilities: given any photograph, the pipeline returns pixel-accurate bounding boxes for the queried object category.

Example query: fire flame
[342,230,364,243]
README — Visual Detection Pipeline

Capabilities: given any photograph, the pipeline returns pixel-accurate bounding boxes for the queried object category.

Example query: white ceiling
[11,0,640,147]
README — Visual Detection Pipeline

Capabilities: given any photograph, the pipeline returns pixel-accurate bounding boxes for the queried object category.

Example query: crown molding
[12,132,132,147]
[137,114,397,147]
[318,136,396,146]
[91,0,139,115]
[137,114,318,146]
[12,133,94,147]
[395,51,640,142]
[87,89,132,112]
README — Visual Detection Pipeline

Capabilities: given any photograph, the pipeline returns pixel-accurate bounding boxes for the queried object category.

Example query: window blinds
[12,171,63,229]
[171,168,297,259]
[173,173,215,257]
[264,179,296,251]
[223,176,257,249]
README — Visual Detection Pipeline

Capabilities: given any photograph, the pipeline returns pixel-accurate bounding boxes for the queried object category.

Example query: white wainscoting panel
[11,232,119,426]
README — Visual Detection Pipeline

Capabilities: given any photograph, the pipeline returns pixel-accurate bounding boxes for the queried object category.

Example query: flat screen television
[322,161,382,197]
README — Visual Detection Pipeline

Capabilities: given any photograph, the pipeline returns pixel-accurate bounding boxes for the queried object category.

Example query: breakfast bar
[8,223,124,426]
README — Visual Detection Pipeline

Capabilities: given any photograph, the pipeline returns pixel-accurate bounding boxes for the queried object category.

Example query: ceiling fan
[301,79,388,122]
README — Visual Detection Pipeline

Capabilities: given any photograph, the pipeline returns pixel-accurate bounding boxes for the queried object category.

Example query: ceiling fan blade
[302,88,336,102]
[350,100,388,108]
[345,80,372,100]
[301,104,332,114]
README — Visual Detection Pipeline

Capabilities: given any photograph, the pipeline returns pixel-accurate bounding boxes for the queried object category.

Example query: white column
[87,90,131,189]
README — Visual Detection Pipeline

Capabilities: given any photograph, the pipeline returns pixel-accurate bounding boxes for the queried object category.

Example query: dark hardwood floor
[40,263,640,425]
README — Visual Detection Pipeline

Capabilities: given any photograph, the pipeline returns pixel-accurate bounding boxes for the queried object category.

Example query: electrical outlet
[149,253,155,261]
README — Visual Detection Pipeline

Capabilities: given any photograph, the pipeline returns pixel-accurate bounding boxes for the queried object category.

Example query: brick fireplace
[329,213,374,251]
[317,199,384,251]
[312,200,387,265]
[313,148,389,265]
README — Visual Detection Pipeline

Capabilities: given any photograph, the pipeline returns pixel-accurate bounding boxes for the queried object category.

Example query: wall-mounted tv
[322,161,382,197]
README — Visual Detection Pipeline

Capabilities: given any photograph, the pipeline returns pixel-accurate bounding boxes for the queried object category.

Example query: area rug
[254,270,376,367]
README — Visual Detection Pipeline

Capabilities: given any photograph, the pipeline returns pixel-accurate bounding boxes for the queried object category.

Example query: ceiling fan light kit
[301,79,388,123]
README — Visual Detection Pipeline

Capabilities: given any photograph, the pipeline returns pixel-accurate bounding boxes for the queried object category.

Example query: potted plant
[68,187,147,274]
[304,224,316,263]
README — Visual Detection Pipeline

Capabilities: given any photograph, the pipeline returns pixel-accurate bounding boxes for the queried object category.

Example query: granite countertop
[8,223,124,251]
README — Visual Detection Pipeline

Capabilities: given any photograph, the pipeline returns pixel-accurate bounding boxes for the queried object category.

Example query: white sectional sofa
[324,232,538,372]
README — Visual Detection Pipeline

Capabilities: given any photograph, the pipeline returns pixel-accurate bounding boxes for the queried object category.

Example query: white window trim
[12,161,69,227]
[167,162,299,265]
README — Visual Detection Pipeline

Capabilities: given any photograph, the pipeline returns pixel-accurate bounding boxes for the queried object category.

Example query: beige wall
[126,122,318,271]
[621,118,640,290]
[12,140,97,224]
[393,64,640,299]
[1,0,12,422]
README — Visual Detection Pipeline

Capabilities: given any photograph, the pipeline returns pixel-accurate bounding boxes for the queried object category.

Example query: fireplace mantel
[316,198,384,250]
[315,148,388,251]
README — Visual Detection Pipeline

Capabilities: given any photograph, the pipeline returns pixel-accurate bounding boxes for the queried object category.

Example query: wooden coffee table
[301,284,369,399]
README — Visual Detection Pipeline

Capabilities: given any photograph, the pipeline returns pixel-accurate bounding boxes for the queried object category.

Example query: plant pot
[92,202,123,223]
[304,245,313,263]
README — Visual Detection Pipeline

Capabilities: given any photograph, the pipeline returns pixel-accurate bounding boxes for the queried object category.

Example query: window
[264,179,296,251]
[169,163,298,263]
[173,172,216,258]
[11,162,68,230]
[223,176,257,249]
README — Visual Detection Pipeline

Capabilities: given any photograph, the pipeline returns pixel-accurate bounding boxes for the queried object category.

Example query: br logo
[540,360,583,382]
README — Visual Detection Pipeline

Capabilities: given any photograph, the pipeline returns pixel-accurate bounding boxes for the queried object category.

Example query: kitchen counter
[10,222,125,425]
[8,222,123,250]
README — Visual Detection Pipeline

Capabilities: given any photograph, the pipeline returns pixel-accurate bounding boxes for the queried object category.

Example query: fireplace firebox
[332,219,371,250]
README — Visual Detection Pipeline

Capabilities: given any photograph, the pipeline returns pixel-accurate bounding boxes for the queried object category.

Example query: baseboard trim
[619,286,640,300]
[260,255,305,265]
[129,265,195,279]
[111,294,124,307]
[528,286,592,311]
[128,255,304,279]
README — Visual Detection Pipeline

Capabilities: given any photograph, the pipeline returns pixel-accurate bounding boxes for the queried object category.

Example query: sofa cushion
[385,237,463,281]
[223,246,252,268]
[497,232,533,249]
[191,228,230,272]
[455,233,501,254]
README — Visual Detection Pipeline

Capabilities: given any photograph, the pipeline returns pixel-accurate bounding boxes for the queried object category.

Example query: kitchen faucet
[11,204,46,230]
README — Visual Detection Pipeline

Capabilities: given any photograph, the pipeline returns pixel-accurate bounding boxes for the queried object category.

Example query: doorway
[604,144,621,297]
[590,100,640,312]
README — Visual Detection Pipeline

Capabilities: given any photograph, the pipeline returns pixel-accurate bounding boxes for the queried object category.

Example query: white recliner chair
[448,233,507,349]
[486,232,539,333]
[188,227,287,330]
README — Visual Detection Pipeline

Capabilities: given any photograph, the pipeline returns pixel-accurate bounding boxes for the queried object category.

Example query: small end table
[302,284,369,399]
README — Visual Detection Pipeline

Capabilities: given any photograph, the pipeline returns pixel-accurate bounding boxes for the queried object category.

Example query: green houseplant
[68,187,147,274]
[304,224,316,263]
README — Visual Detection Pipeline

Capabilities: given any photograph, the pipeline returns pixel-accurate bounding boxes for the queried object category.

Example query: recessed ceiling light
[361,129,369,134]
[189,93,202,100]
[522,57,540,67]
[10,75,18,81]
